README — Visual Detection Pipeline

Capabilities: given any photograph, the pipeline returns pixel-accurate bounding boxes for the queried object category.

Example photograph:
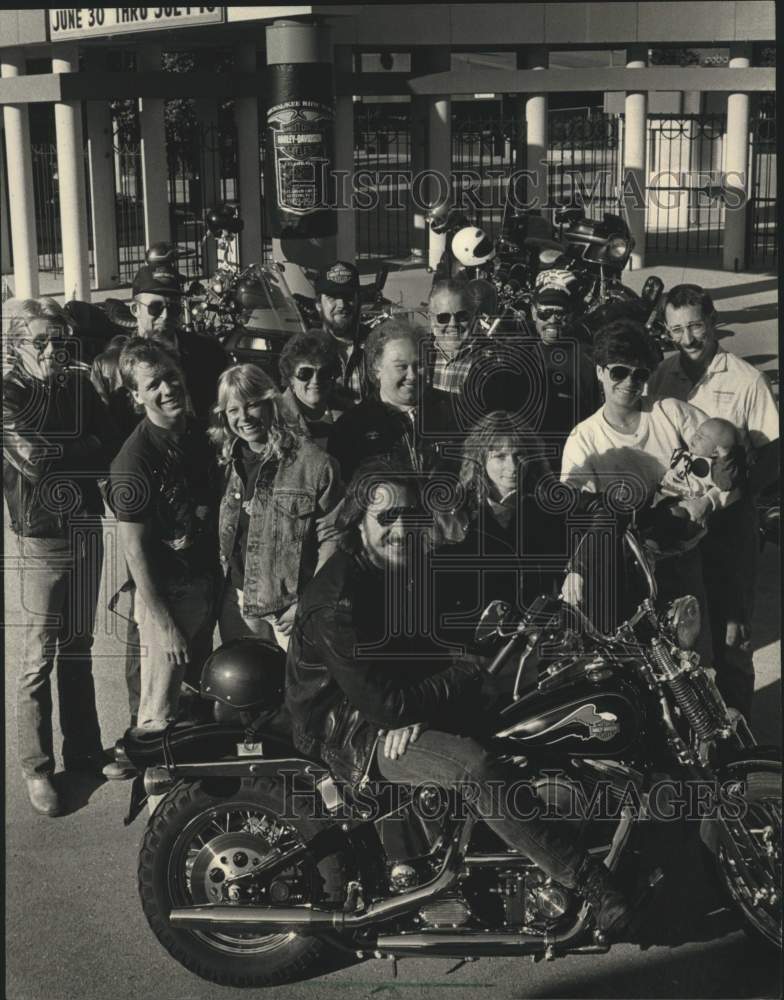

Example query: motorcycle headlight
[606,237,629,261]
[669,595,701,650]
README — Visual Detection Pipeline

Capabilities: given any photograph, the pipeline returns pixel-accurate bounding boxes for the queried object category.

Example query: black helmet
[206,203,244,236]
[145,241,180,266]
[200,639,285,710]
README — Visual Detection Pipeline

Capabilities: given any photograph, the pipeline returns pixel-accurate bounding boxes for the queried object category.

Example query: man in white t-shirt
[560,319,712,639]
[647,284,779,719]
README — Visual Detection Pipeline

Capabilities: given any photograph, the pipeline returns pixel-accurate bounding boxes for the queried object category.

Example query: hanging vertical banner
[265,62,336,238]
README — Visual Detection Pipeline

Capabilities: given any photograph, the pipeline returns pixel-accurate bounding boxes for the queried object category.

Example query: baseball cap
[315,261,359,298]
[533,268,578,308]
[132,263,184,298]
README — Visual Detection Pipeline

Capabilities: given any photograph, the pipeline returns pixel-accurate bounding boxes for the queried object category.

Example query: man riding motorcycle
[285,458,634,939]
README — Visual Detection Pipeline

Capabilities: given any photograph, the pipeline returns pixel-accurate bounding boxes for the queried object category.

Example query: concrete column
[266,19,336,270]
[419,47,451,271]
[137,44,170,247]
[52,45,91,301]
[410,50,431,259]
[234,41,263,266]
[722,45,751,272]
[623,46,647,270]
[334,45,356,262]
[85,53,119,288]
[0,113,13,277]
[194,95,220,276]
[2,49,40,298]
[518,47,548,213]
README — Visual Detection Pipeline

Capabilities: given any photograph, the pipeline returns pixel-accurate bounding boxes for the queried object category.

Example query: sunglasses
[536,308,566,321]
[375,505,434,527]
[140,298,182,318]
[606,364,651,384]
[293,365,337,384]
[433,311,472,326]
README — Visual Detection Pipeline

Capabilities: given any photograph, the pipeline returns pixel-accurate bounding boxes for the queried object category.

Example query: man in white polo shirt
[647,284,779,720]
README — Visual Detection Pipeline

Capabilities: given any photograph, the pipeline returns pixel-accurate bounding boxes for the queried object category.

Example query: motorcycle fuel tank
[495,678,643,758]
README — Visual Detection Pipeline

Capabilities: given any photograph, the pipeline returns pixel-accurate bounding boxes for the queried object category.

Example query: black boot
[575,857,634,941]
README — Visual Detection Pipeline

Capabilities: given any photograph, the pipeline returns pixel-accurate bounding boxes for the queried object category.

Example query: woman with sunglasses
[560,318,710,624]
[278,330,355,450]
[211,364,344,650]
[3,298,119,815]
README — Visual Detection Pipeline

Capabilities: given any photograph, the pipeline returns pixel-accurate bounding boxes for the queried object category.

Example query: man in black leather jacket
[3,297,119,815]
[285,459,633,938]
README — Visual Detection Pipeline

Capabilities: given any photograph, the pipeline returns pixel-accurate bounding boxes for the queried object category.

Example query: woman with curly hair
[211,364,344,649]
[278,329,354,449]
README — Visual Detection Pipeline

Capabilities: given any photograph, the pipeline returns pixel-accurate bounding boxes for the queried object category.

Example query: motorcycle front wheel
[138,777,351,987]
[712,766,782,949]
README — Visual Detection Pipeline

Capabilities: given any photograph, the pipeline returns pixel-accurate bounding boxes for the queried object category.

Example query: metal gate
[31,141,94,281]
[547,110,623,218]
[747,112,776,268]
[451,109,523,238]
[167,121,239,278]
[645,114,726,257]
[354,108,412,260]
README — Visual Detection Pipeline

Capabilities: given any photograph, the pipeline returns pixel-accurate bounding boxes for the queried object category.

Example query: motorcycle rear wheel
[711,767,782,950]
[138,777,351,987]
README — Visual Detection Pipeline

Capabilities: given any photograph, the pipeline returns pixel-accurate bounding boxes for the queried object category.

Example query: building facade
[0,3,776,299]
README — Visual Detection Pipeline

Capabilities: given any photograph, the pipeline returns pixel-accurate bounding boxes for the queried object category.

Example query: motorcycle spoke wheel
[138,779,351,987]
[173,805,306,956]
[716,773,782,949]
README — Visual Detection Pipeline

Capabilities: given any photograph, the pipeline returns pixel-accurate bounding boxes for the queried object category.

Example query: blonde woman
[211,364,344,650]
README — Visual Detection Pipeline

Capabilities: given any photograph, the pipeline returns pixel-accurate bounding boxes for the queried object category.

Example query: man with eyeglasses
[3,298,118,815]
[428,278,479,394]
[646,284,779,719]
[91,262,227,435]
[315,261,370,402]
[285,458,634,942]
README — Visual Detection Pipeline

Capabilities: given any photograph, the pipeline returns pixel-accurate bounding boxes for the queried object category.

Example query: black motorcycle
[114,521,781,987]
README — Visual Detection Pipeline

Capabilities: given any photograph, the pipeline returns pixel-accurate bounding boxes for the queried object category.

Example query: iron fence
[451,111,523,239]
[645,114,726,257]
[166,121,239,278]
[547,110,623,219]
[747,112,776,268]
[113,139,146,284]
[31,142,94,281]
[354,108,412,260]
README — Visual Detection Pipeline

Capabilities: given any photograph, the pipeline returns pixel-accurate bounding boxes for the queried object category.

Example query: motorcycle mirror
[475,601,513,644]
[641,275,664,306]
[624,528,658,601]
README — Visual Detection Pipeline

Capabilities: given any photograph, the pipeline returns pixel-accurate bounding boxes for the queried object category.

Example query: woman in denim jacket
[210,364,344,650]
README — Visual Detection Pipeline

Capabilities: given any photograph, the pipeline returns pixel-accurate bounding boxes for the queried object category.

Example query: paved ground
[4,263,780,1000]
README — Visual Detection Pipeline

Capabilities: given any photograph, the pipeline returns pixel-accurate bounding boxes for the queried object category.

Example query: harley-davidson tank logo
[501,703,621,743]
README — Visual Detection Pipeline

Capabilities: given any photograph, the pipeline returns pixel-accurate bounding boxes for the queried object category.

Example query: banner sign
[264,63,336,239]
[48,7,225,40]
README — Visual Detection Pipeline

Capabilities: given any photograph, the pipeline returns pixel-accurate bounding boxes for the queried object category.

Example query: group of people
[3,246,778,923]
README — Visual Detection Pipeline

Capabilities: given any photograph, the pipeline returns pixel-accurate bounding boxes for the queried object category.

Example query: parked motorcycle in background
[114,519,781,988]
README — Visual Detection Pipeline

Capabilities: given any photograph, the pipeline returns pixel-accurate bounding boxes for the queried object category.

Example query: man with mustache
[315,261,371,402]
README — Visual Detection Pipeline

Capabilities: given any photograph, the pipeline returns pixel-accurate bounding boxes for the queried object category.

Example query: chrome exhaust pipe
[374,932,549,957]
[171,840,462,932]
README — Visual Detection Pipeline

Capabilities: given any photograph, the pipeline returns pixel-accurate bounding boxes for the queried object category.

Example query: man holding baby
[647,284,779,720]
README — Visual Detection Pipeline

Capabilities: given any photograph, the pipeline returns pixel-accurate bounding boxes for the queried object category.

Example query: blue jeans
[16,531,103,777]
[376,729,584,887]
[133,573,217,730]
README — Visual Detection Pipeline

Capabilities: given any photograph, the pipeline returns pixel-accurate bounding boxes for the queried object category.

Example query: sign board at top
[48,8,225,41]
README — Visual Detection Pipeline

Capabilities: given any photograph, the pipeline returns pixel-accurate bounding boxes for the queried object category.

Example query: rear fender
[699,745,781,856]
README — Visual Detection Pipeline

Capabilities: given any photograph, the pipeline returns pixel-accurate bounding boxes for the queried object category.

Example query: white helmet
[451,227,496,267]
